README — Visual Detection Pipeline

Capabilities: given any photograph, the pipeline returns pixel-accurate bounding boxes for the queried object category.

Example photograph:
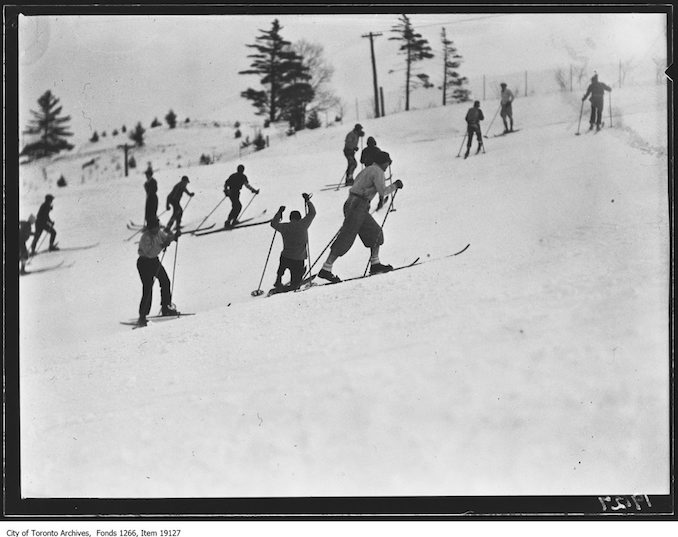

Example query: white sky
[18,12,666,145]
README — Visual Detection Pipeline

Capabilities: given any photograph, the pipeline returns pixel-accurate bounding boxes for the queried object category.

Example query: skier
[270,194,316,291]
[30,194,58,254]
[360,136,381,167]
[499,82,515,133]
[165,175,194,231]
[582,73,612,131]
[223,164,260,227]
[135,216,181,327]
[343,123,364,185]
[19,214,35,275]
[144,170,159,227]
[464,100,485,158]
[318,151,403,283]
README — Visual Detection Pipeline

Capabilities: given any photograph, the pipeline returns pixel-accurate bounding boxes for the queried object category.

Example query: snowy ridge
[19,85,669,498]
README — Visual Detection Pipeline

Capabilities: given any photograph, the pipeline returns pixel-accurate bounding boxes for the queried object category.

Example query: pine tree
[239,19,313,126]
[129,122,146,147]
[165,109,177,129]
[21,90,74,159]
[151,117,161,128]
[389,14,434,111]
[305,109,321,129]
[441,28,470,105]
[90,131,99,143]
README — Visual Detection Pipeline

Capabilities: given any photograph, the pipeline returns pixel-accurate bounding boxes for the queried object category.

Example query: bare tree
[292,40,341,116]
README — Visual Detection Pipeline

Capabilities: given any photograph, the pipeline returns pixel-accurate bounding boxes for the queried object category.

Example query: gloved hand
[190,193,195,197]
[302,193,312,201]
[166,205,171,211]
[174,229,182,240]
[394,179,403,190]
[254,189,260,195]
[376,196,385,211]
[353,147,358,152]
[278,206,286,214]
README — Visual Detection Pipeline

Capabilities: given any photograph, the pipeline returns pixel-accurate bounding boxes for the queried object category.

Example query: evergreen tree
[151,117,161,128]
[239,19,313,126]
[129,122,146,146]
[305,109,321,129]
[121,125,127,133]
[90,131,99,143]
[389,14,434,111]
[165,109,177,129]
[441,28,470,105]
[21,90,74,159]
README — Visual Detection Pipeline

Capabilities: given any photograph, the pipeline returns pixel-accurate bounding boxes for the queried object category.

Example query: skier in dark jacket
[343,123,364,185]
[270,194,316,291]
[360,136,381,167]
[464,101,485,158]
[582,73,612,131]
[30,194,58,254]
[318,151,403,283]
[135,216,181,327]
[223,164,259,227]
[165,175,194,231]
[19,214,35,274]
[144,170,159,227]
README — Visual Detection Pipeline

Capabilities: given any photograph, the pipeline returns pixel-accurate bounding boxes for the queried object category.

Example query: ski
[492,128,521,138]
[183,223,216,234]
[295,258,421,292]
[195,215,271,236]
[32,242,99,255]
[594,121,606,134]
[21,260,74,275]
[120,312,196,329]
[127,222,144,231]
[320,184,351,192]
[265,275,315,297]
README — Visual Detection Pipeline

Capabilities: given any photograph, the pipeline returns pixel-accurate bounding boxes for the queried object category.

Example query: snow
[18,85,669,499]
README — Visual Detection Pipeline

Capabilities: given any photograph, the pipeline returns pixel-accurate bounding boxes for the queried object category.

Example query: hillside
[18,85,670,499]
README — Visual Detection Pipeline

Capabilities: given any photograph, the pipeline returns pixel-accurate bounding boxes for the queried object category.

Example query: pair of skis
[120,312,196,329]
[194,210,270,237]
[127,221,216,235]
[266,244,470,297]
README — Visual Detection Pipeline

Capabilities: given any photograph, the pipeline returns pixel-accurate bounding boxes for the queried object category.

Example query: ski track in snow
[18,84,670,498]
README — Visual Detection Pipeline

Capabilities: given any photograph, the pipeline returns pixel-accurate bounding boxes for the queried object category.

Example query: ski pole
[193,195,227,234]
[238,191,258,222]
[334,170,347,191]
[387,164,396,212]
[485,103,501,137]
[575,100,584,135]
[608,92,613,128]
[479,125,486,153]
[302,225,342,281]
[304,196,312,283]
[456,133,468,158]
[170,234,179,299]
[251,228,277,296]
[362,189,399,276]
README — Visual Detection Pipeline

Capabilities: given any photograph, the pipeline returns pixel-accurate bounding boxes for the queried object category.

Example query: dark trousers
[589,98,604,126]
[276,255,306,288]
[227,193,242,224]
[166,201,183,230]
[137,256,171,317]
[344,148,357,180]
[466,125,483,149]
[31,223,56,252]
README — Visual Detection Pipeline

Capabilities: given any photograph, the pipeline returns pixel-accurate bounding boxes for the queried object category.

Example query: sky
[17,11,667,145]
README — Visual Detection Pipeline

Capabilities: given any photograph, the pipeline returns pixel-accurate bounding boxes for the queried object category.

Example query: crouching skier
[136,216,181,327]
[270,193,316,292]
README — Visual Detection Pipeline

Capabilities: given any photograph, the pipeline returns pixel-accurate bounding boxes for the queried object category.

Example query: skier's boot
[476,144,483,154]
[162,305,180,317]
[318,269,341,283]
[136,316,148,327]
[463,149,470,159]
[370,263,393,275]
[49,244,60,252]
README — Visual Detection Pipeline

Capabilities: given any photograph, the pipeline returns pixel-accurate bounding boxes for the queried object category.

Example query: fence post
[380,86,385,117]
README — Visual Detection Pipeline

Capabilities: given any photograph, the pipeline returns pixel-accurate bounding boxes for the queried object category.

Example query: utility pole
[118,143,130,177]
[362,32,382,119]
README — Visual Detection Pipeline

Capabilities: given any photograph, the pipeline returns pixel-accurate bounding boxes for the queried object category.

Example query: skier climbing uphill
[223,164,260,227]
[318,151,403,283]
[135,216,181,327]
[165,175,194,231]
[270,193,316,291]
[582,73,612,131]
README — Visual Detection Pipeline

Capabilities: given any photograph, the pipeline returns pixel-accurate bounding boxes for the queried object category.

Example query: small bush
[128,156,137,169]
[90,131,99,143]
[253,132,267,151]
[199,153,212,165]
[57,175,67,187]
[235,129,242,139]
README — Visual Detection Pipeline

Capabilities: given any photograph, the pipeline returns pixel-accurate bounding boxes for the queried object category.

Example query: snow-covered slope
[18,85,670,498]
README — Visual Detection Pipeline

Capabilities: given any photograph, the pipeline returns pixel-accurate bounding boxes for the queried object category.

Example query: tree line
[21,15,469,161]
